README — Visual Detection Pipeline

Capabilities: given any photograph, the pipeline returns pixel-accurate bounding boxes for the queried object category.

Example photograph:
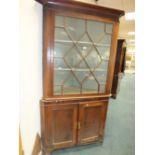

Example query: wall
[20,0,42,154]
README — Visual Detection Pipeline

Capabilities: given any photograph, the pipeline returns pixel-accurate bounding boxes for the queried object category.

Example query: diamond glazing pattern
[54,16,113,95]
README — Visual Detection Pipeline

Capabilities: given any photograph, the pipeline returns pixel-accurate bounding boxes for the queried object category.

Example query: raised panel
[78,101,108,144]
[53,109,74,143]
[42,103,78,149]
[82,106,101,138]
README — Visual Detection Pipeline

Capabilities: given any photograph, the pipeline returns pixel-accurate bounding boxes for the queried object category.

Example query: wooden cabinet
[111,39,127,98]
[35,0,124,154]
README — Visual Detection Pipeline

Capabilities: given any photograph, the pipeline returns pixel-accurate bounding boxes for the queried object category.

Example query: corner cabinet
[35,0,124,154]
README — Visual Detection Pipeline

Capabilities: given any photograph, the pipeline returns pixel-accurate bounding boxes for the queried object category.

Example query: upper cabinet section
[35,0,124,21]
[36,0,125,98]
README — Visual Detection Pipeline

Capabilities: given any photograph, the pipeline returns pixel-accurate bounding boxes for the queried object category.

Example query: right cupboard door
[78,101,108,144]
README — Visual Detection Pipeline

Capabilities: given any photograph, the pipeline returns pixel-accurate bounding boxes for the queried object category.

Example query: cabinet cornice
[35,0,124,20]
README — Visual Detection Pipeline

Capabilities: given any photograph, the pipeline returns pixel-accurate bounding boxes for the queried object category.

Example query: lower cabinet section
[40,100,108,154]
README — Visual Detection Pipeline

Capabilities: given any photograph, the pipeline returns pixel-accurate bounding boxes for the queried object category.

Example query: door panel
[43,103,78,149]
[78,101,108,144]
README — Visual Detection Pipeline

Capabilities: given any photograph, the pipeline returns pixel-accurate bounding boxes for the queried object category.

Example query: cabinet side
[105,22,119,94]
[42,7,54,98]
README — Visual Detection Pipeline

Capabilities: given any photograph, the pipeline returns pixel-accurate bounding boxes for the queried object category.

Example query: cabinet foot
[99,140,103,144]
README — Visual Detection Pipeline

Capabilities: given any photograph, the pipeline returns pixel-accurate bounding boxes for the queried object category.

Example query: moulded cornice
[35,0,125,20]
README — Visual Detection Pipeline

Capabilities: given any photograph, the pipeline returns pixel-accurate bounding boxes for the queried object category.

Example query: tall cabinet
[35,0,124,154]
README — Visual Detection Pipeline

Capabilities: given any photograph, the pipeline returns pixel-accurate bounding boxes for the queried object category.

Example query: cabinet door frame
[41,102,78,149]
[77,100,108,144]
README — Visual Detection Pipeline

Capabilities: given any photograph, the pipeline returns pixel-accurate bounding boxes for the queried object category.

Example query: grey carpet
[51,73,135,155]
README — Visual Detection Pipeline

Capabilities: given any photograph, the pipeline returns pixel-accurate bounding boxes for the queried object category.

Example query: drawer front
[78,101,108,144]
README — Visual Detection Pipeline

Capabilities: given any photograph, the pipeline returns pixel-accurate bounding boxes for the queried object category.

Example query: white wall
[20,0,42,154]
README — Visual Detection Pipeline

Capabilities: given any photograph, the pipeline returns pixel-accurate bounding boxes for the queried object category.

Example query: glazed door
[43,103,78,149]
[78,101,108,144]
[54,15,113,96]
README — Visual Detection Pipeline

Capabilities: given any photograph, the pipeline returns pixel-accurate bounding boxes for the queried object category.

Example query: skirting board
[19,128,24,155]
[32,133,41,155]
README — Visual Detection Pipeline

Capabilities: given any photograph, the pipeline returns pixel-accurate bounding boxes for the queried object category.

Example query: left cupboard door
[41,103,78,150]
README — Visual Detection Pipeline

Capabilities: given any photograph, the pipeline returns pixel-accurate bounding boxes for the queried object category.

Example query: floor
[51,73,135,155]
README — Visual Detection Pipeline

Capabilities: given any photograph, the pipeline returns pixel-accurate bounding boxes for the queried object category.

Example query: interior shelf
[55,39,111,47]
[54,68,107,72]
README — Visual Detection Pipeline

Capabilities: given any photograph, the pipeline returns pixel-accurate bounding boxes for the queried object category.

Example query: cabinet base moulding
[41,139,105,155]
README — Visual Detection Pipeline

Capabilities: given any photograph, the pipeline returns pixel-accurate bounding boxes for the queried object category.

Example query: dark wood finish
[40,102,78,151]
[42,94,111,103]
[40,99,108,154]
[42,8,55,98]
[78,101,108,144]
[35,0,124,154]
[42,7,121,99]
[36,0,124,21]
[105,22,119,94]
[111,39,127,98]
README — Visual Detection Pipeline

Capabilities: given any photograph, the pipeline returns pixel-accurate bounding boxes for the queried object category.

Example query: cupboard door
[43,103,78,149]
[78,101,108,144]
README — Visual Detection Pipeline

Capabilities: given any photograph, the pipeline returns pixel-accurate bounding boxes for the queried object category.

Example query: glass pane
[54,42,73,58]
[64,48,82,67]
[55,28,70,41]
[96,60,109,70]
[77,61,88,69]
[74,70,90,82]
[54,58,67,68]
[54,70,70,85]
[77,34,92,56]
[66,17,85,40]
[99,34,112,45]
[54,85,62,95]
[105,23,113,34]
[55,16,64,27]
[93,70,107,84]
[99,84,106,93]
[87,20,105,43]
[54,16,113,95]
[63,74,81,94]
[96,46,111,60]
[82,76,98,93]
[85,48,101,69]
